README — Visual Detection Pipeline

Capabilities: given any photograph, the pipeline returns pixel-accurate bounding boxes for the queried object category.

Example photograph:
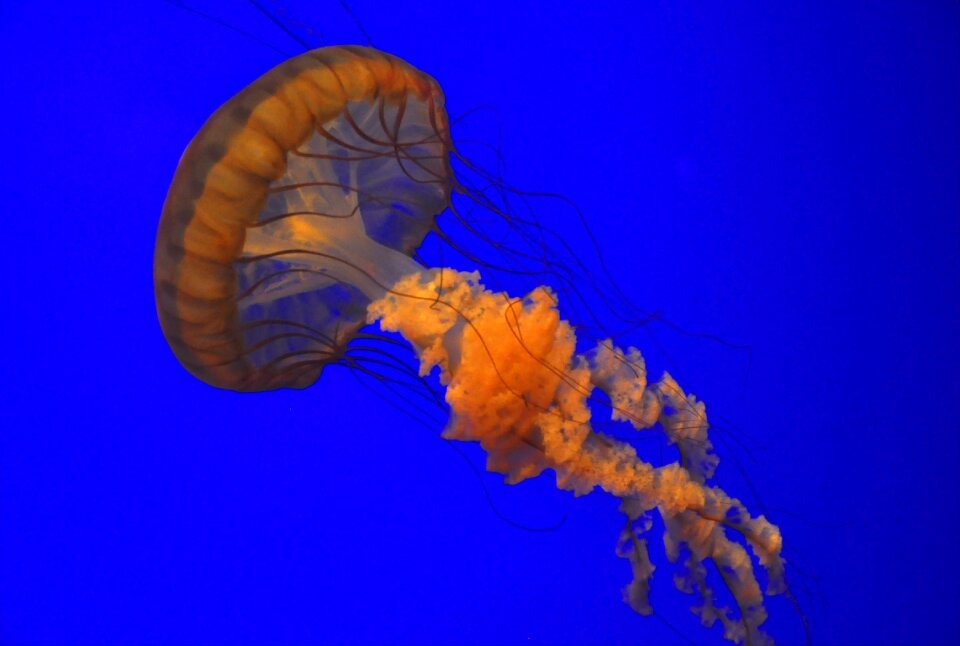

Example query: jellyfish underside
[236,97,446,376]
[154,46,788,645]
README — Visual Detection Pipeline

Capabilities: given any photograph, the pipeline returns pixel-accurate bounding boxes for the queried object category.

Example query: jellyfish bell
[155,44,795,645]
[155,46,452,391]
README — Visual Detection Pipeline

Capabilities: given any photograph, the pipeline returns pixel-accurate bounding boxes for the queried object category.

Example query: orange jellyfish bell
[154,46,452,391]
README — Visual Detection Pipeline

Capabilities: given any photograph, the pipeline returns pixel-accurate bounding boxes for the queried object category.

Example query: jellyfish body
[155,46,451,391]
[155,46,788,644]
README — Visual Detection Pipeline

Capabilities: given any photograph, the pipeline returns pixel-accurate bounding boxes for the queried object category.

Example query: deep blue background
[1,1,958,644]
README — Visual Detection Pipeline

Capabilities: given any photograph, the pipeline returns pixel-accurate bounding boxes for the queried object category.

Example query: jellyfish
[155,46,790,645]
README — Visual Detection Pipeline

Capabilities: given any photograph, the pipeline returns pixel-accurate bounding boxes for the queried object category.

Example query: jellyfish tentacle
[368,268,784,645]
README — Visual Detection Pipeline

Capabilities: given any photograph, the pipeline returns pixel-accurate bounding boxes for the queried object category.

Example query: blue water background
[1,2,958,644]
